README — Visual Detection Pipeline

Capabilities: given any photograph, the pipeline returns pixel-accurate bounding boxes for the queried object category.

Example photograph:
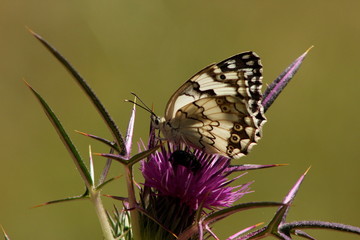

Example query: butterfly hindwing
[170,96,261,158]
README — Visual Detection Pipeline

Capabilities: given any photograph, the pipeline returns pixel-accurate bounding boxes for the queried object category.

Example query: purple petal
[141,143,250,210]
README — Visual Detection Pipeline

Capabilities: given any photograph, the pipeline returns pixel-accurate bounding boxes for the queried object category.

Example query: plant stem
[125,165,142,239]
[90,189,115,240]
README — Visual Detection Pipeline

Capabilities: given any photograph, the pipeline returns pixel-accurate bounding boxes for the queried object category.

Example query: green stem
[125,165,142,239]
[90,189,115,240]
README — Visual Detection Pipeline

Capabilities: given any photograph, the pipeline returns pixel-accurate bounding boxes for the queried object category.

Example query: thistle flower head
[139,137,252,239]
[141,143,251,211]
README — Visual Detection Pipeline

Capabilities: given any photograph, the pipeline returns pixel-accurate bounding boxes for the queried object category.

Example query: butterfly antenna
[126,93,157,118]
[125,99,152,114]
[130,92,153,113]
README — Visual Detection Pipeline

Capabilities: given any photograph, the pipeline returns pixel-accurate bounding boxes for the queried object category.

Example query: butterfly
[150,52,266,159]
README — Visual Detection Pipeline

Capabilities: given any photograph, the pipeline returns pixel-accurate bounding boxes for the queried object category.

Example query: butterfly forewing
[158,51,266,159]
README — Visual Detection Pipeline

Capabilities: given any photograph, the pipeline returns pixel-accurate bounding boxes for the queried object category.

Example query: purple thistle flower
[139,136,252,239]
[142,144,251,210]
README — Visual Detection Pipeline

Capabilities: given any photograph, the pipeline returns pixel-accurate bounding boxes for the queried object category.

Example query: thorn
[32,202,48,208]
[22,78,32,88]
[74,130,89,136]
[25,25,35,34]
[0,224,5,233]
[274,163,290,167]
[305,45,314,54]
[304,166,311,175]
[253,222,265,228]
[25,26,42,40]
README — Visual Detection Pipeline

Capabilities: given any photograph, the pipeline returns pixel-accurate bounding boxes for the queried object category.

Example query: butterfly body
[153,52,266,159]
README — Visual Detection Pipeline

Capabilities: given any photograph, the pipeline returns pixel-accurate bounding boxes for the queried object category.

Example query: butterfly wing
[164,51,264,121]
[161,51,266,158]
[168,96,264,158]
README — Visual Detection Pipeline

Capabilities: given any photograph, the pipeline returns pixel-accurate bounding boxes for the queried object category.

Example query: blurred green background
[1,0,359,239]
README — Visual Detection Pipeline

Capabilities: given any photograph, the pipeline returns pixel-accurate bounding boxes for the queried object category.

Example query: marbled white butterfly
[151,52,266,159]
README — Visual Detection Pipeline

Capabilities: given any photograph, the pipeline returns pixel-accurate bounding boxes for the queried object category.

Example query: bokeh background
[1,0,359,239]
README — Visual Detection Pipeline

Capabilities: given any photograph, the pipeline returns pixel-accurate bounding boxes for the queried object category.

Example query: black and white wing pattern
[153,52,266,159]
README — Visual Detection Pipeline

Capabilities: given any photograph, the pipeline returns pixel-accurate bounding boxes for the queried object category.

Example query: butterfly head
[151,114,161,129]
[150,114,178,143]
[150,114,167,130]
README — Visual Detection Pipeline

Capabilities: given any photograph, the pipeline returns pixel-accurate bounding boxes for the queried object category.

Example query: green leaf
[96,153,128,165]
[25,81,93,188]
[33,189,89,208]
[279,221,360,237]
[98,148,114,186]
[178,202,283,240]
[127,145,160,167]
[107,205,133,239]
[88,145,95,185]
[266,204,289,235]
[28,29,126,156]
[103,195,128,201]
[76,130,120,153]
[96,175,122,190]
[267,168,311,236]
[96,145,160,167]
[204,201,284,225]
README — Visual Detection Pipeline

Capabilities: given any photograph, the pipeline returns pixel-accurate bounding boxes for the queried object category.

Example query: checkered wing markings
[174,96,261,158]
[164,52,263,120]
[157,51,267,159]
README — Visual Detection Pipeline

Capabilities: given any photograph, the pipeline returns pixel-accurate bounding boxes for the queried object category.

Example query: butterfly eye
[154,118,160,126]
[151,115,161,127]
